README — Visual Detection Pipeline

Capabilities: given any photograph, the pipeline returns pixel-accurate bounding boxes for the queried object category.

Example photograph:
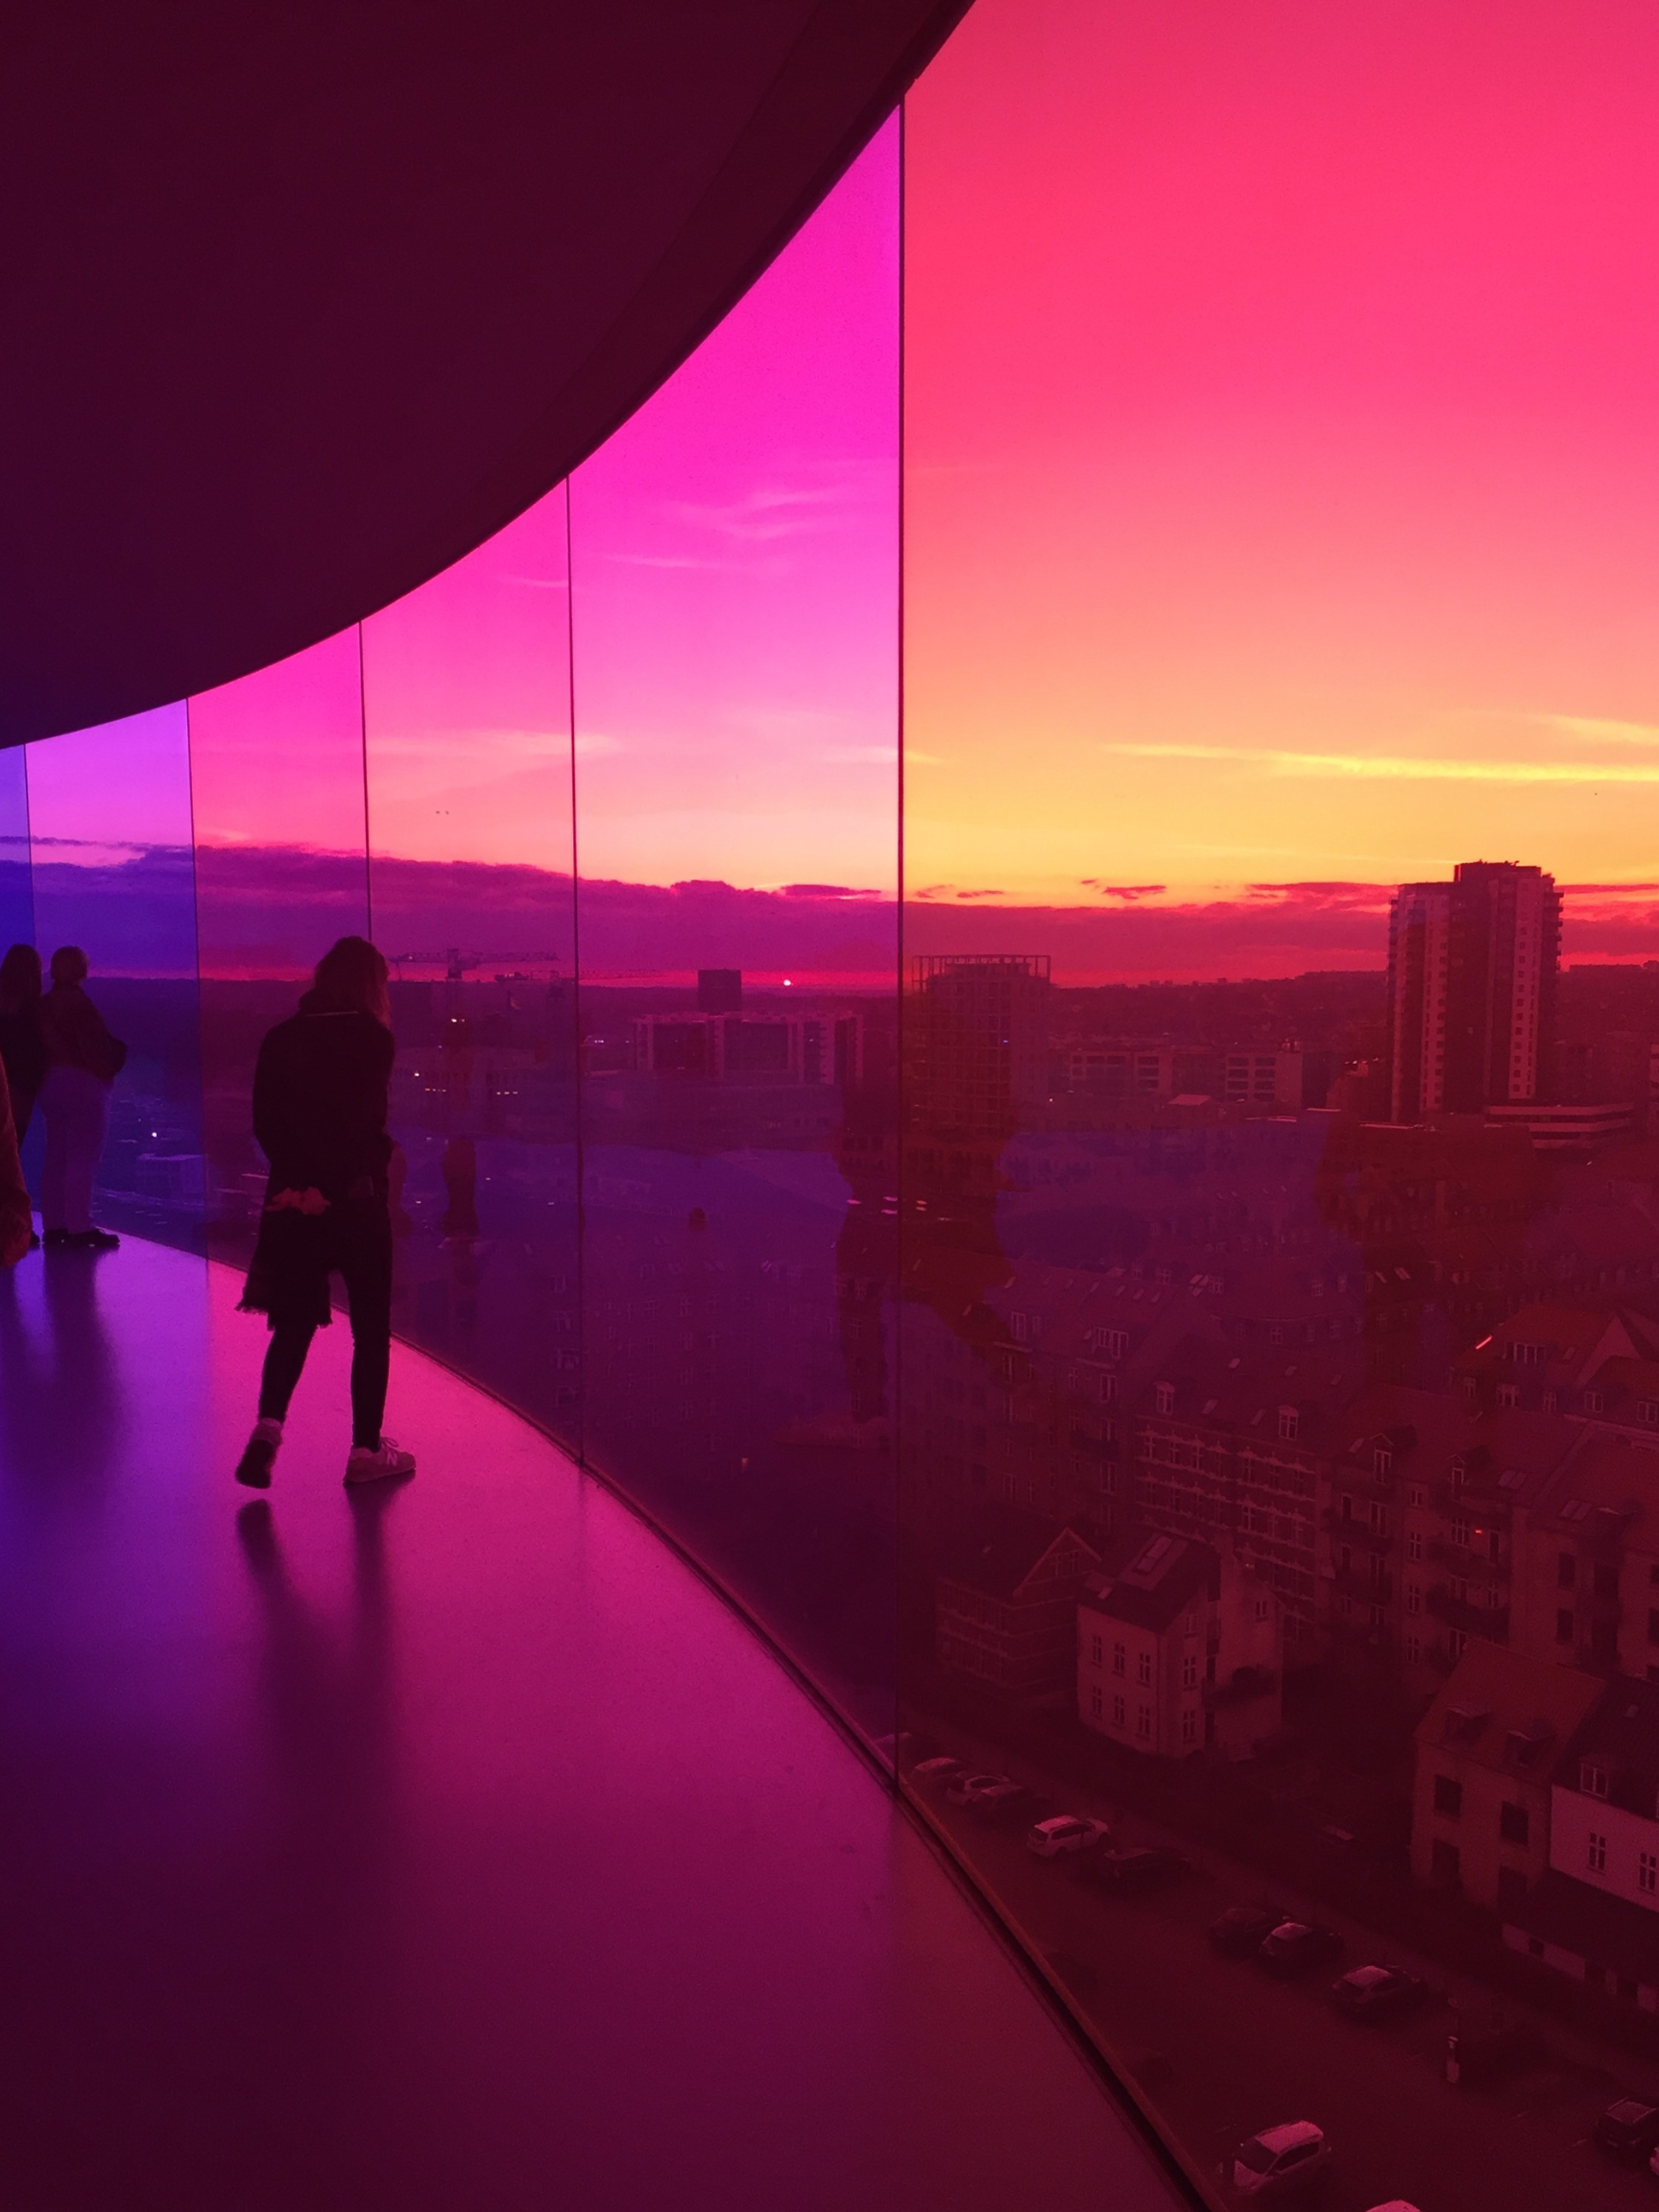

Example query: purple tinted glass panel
[362,487,578,1448]
[0,747,31,963]
[24,705,202,1246]
[570,122,902,1732]
[899,2,1659,2202]
[187,631,369,1254]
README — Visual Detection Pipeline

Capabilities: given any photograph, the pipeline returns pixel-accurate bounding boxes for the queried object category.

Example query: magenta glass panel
[187,631,369,1252]
[570,121,901,1730]
[362,486,578,1446]
[899,1,1659,2200]
[0,748,30,956]
[24,705,202,1243]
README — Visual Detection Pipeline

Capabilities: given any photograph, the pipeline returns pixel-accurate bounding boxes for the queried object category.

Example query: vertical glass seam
[565,474,588,1468]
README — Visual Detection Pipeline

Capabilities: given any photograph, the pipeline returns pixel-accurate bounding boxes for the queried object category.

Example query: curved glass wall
[11,13,1659,2204]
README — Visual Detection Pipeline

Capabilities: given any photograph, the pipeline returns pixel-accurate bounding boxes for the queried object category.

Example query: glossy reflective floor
[0,1237,1179,2212]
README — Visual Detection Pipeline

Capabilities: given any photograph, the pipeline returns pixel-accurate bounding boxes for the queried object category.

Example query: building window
[1558,1552,1576,1590]
[1113,1695,1126,1727]
[1405,1632,1421,1665]
[1497,1383,1518,1409]
[1499,1803,1529,1847]
[1433,1774,1463,1818]
[1581,1761,1609,1798]
[1113,1642,1126,1677]
[1090,1633,1103,1667]
[1431,1838,1461,1887]
[1136,1650,1152,1687]
[1407,1529,1423,1562]
[1642,1853,1658,1896]
[1556,1609,1575,1645]
[1453,1518,1471,1549]
[1589,1831,1608,1875]
[1374,1447,1393,1477]
[1584,1390,1605,1414]
[1182,1653,1198,1691]
[1255,1597,1271,1622]
[1136,1705,1152,1741]
[1278,1407,1299,1441]
[1449,1628,1467,1661]
[1155,1382,1174,1415]
[1181,1707,1198,1747]
[1640,1400,1659,1425]
[1406,1584,1421,1615]
[1090,1686,1103,1720]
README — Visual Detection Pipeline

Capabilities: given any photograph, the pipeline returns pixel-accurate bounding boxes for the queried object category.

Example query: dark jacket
[0,1002,46,1101]
[40,982,125,1081]
[252,996,395,1202]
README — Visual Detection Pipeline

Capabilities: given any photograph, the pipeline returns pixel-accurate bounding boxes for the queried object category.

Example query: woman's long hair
[0,943,41,1011]
[310,936,391,1026]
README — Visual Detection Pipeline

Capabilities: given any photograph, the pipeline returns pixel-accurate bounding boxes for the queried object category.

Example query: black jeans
[256,1202,392,1450]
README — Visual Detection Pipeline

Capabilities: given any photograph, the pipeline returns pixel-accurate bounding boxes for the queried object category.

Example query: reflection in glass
[25,706,202,1247]
[900,3,1659,2202]
[570,120,902,1731]
[0,746,31,956]
[188,631,370,1255]
[362,489,578,1447]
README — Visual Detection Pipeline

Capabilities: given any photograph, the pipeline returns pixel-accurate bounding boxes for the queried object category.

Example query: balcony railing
[1323,1508,1393,1552]
[1426,1587,1510,1636]
[1332,1565,1394,1603]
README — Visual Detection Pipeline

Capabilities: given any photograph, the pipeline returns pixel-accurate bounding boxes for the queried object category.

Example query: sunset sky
[903,0,1659,969]
[20,3,1659,982]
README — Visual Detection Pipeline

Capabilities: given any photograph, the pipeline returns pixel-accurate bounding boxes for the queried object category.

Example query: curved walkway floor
[0,1238,1186,2212]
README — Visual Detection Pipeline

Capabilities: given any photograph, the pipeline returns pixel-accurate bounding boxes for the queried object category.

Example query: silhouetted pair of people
[0,943,126,1252]
[235,937,415,1490]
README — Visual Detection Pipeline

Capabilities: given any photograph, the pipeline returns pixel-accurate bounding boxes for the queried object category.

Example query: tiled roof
[934,1506,1099,1602]
[1561,1674,1659,1812]
[1414,1639,1602,1775]
[1082,1525,1218,1631]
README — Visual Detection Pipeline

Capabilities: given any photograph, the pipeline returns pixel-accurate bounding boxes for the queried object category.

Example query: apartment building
[933,1507,1101,1695]
[1503,1676,1659,2013]
[1509,1432,1659,1681]
[1077,1527,1281,1760]
[1410,1642,1602,1911]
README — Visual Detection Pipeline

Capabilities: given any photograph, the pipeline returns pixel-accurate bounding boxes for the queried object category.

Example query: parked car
[1229,2121,1332,2199]
[967,1779,1034,1823]
[1090,1845,1191,1892]
[1210,1905,1287,1958]
[908,1755,962,1788]
[1027,1815,1111,1858]
[1258,1921,1344,1977]
[1447,2019,1544,2088]
[1329,1965,1432,2023]
[1597,2097,1659,2161]
[946,1771,1008,1805]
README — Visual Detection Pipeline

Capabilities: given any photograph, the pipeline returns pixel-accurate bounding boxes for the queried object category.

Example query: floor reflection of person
[0,1054,32,1266]
[234,936,416,1490]
[0,943,46,1146]
[38,946,125,1252]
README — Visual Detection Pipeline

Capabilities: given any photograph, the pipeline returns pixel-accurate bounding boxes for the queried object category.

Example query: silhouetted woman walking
[38,946,125,1251]
[235,935,415,1488]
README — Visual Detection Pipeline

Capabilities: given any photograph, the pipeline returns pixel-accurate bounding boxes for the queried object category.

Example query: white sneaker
[345,1436,416,1484]
[235,1418,283,1489]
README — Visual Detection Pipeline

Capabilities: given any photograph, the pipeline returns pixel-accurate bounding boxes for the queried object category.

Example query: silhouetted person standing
[38,946,125,1251]
[235,936,416,1488]
[0,943,46,1144]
